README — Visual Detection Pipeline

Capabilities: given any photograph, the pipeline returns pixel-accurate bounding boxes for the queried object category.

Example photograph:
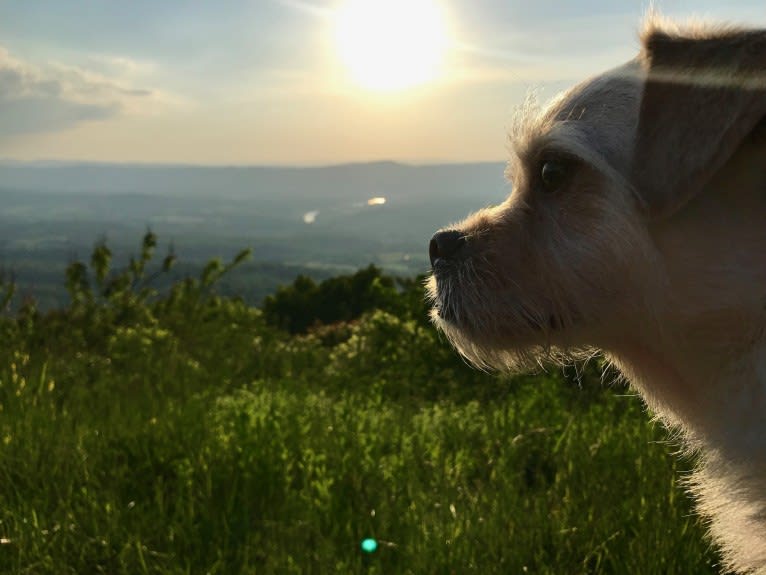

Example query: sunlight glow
[303,210,319,224]
[334,0,449,92]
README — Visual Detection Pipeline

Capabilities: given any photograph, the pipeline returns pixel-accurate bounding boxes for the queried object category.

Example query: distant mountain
[0,160,508,198]
[0,161,511,308]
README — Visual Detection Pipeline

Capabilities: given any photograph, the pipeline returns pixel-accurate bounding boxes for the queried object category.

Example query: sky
[0,0,764,166]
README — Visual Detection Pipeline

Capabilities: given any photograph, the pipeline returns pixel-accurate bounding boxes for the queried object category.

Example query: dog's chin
[428,272,587,370]
[430,284,561,337]
[430,301,559,371]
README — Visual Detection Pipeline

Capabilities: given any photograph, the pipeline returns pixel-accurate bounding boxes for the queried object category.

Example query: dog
[427,15,766,574]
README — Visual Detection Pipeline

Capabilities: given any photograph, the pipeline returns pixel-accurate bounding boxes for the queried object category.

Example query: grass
[0,246,724,573]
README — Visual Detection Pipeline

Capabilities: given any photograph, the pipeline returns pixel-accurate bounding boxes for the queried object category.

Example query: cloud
[0,47,166,137]
[0,98,117,136]
[84,53,158,80]
[273,0,332,18]
[445,10,642,89]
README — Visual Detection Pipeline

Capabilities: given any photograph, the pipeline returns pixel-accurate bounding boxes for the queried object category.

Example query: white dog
[428,16,766,574]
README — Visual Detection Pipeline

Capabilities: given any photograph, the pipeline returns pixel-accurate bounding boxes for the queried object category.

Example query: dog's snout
[429,230,466,267]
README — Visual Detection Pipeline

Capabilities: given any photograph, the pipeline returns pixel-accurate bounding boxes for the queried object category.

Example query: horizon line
[0,158,507,170]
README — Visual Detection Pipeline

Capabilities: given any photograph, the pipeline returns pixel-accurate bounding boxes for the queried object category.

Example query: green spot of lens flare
[361,538,378,553]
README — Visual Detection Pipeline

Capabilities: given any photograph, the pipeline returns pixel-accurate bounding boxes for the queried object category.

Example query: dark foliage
[262,264,403,333]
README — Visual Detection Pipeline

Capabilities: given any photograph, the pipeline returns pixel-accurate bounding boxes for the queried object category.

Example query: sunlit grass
[0,239,721,573]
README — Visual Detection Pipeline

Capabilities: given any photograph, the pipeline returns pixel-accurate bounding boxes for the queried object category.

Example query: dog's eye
[540,160,568,192]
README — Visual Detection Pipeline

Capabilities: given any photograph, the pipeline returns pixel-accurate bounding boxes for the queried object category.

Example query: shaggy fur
[427,16,766,574]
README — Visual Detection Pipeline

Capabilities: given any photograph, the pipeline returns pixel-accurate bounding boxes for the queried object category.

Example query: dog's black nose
[429,230,466,267]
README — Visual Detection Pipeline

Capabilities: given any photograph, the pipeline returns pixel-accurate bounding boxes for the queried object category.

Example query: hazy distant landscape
[0,161,508,308]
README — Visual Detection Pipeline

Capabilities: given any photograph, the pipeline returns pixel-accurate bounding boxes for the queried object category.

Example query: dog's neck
[610,131,766,452]
[609,334,766,452]
[609,329,766,570]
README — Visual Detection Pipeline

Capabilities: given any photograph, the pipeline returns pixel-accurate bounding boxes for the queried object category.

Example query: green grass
[0,245,724,573]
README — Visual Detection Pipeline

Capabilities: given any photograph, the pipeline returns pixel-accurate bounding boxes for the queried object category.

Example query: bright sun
[333,0,449,93]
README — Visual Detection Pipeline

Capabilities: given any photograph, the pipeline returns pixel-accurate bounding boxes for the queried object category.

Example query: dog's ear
[632,24,766,218]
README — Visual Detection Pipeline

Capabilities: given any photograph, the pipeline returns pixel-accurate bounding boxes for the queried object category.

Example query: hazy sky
[0,0,764,165]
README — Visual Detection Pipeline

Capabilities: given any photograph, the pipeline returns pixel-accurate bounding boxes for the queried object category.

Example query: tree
[262,265,401,334]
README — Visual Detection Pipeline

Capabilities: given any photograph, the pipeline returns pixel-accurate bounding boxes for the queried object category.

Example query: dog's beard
[426,258,581,371]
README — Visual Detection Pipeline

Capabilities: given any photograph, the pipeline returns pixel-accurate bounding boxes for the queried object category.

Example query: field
[0,239,723,574]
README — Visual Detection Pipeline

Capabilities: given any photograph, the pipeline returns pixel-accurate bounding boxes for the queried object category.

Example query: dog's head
[427,18,766,370]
